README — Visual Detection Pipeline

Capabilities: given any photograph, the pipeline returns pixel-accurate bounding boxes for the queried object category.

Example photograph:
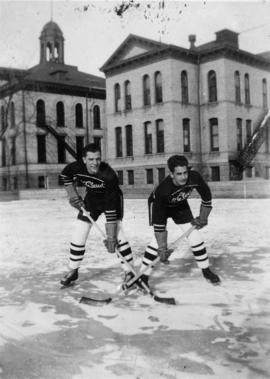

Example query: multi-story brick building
[0,21,106,190]
[101,29,270,191]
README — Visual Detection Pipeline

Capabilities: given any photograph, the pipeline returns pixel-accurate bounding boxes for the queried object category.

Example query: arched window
[183,118,190,152]
[155,71,163,103]
[234,71,241,103]
[236,118,243,151]
[144,121,152,154]
[181,71,189,103]
[115,127,123,157]
[244,73,250,105]
[124,80,132,110]
[1,105,5,132]
[114,83,121,112]
[143,75,151,106]
[36,99,46,127]
[93,105,101,129]
[56,101,65,126]
[156,119,164,153]
[75,103,83,128]
[10,102,15,128]
[125,124,133,156]
[262,78,268,108]
[208,70,217,102]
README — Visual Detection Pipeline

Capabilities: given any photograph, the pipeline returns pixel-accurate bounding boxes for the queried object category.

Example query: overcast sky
[0,0,270,77]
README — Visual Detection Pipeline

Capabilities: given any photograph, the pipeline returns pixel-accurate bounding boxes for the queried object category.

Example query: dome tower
[39,21,64,64]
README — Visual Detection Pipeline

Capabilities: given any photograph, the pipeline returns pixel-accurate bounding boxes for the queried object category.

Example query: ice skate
[60,268,79,286]
[136,274,150,294]
[202,267,220,285]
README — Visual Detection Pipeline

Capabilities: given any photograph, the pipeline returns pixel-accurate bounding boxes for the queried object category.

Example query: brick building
[0,21,106,190]
[101,29,270,192]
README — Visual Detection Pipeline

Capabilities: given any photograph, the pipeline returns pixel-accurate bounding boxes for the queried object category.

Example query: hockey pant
[140,223,209,275]
[68,218,133,270]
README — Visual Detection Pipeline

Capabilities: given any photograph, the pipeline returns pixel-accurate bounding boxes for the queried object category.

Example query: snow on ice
[0,198,270,379]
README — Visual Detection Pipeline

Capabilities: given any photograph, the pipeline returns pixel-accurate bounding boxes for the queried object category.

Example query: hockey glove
[155,231,174,264]
[104,223,118,253]
[191,204,212,229]
[69,196,85,210]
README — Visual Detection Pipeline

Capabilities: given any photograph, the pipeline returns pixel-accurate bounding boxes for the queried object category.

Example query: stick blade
[79,296,112,305]
[153,295,176,305]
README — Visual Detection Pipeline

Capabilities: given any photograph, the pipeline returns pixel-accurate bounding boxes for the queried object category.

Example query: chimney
[215,29,239,48]
[188,34,196,50]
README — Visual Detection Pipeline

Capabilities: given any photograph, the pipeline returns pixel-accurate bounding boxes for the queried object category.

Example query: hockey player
[137,155,220,288]
[59,143,134,286]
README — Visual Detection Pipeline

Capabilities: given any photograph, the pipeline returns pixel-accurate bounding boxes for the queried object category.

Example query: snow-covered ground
[0,198,270,379]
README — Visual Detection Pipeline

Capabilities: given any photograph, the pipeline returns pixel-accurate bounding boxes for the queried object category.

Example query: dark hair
[82,143,101,157]
[167,155,189,172]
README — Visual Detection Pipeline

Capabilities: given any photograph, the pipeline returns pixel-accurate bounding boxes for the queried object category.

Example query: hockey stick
[79,208,177,305]
[123,225,195,290]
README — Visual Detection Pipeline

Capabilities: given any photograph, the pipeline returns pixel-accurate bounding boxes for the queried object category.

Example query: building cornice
[102,43,270,77]
[0,79,106,99]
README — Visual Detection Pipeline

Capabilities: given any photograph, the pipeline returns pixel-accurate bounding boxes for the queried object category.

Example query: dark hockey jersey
[60,160,122,220]
[149,170,212,226]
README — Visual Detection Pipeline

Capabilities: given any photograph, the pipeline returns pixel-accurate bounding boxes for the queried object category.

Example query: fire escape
[39,123,78,160]
[232,110,270,179]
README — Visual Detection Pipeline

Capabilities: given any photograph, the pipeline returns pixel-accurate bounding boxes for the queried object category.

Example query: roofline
[101,43,270,75]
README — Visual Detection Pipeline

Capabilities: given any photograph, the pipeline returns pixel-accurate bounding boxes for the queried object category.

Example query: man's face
[83,151,101,174]
[170,165,188,186]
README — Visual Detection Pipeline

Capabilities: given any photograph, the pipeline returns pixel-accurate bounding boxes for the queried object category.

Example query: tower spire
[50,0,53,21]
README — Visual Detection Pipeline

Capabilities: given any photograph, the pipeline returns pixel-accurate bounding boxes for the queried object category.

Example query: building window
[36,99,46,127]
[2,139,6,167]
[58,175,64,186]
[76,136,84,159]
[12,176,18,190]
[181,70,189,104]
[117,170,123,185]
[244,73,250,105]
[125,124,133,157]
[209,118,219,151]
[211,166,220,181]
[236,118,243,151]
[146,169,154,184]
[143,74,151,106]
[115,127,123,157]
[246,167,252,178]
[156,119,164,153]
[1,106,5,133]
[75,103,83,128]
[262,78,268,109]
[57,136,66,163]
[234,71,241,103]
[158,167,166,183]
[93,137,101,150]
[144,121,152,154]
[2,177,7,190]
[183,118,191,152]
[246,120,252,144]
[38,176,46,189]
[114,83,121,112]
[37,134,46,163]
[11,137,16,165]
[127,170,134,185]
[155,71,163,103]
[93,105,101,129]
[10,102,15,128]
[124,80,132,110]
[56,101,65,127]
[208,70,217,102]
